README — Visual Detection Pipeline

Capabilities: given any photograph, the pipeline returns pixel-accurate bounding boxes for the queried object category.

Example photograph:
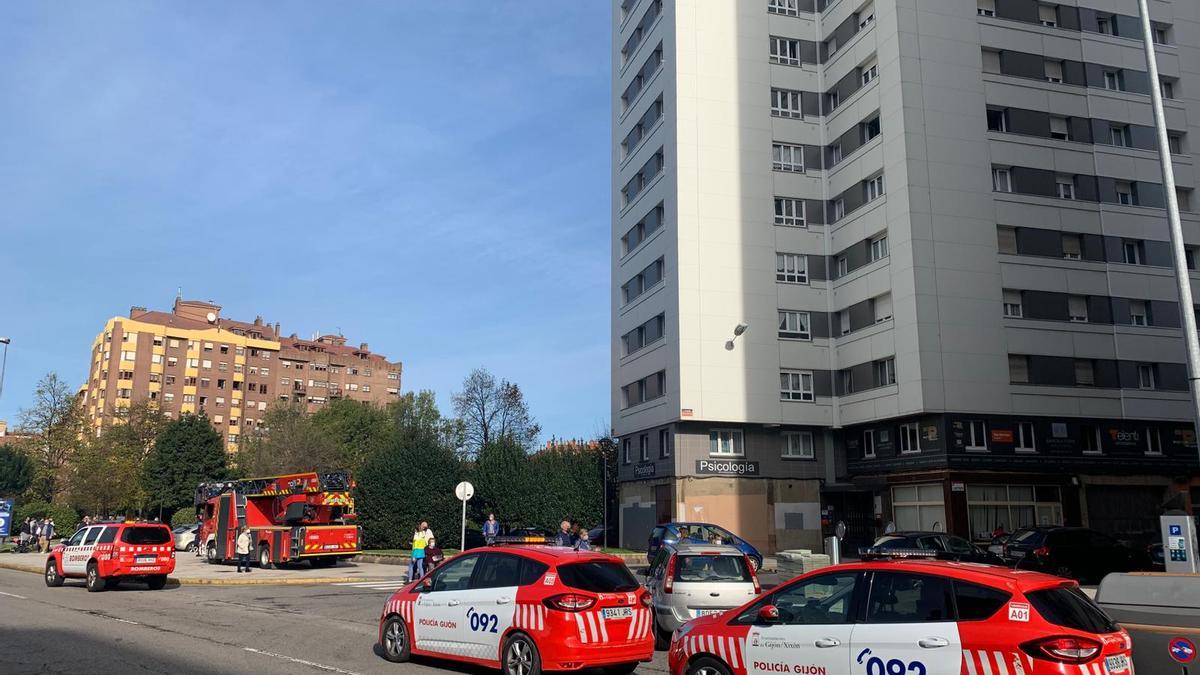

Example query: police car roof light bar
[857,546,940,560]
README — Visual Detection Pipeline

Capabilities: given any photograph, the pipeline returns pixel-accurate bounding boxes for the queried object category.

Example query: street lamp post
[1135,1,1200,468]
[0,337,10,402]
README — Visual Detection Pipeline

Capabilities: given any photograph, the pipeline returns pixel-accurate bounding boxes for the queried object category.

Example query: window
[840,310,851,336]
[826,37,838,56]
[771,88,802,118]
[621,257,665,305]
[956,582,1013,622]
[621,147,664,207]
[875,358,896,386]
[774,197,806,227]
[430,554,480,593]
[1103,70,1120,91]
[986,108,1008,132]
[659,428,671,458]
[709,429,744,456]
[639,434,649,461]
[827,90,840,111]
[1081,425,1101,454]
[201,359,212,369]
[992,168,1012,192]
[622,439,630,464]
[1009,355,1030,383]
[1038,4,1057,27]
[1153,25,1169,45]
[830,143,843,165]
[186,358,198,368]
[1122,240,1141,264]
[833,199,846,221]
[1137,364,1155,389]
[120,351,136,361]
[772,142,804,172]
[858,8,874,29]
[981,49,1000,74]
[836,255,849,277]
[621,202,665,254]
[776,253,808,284]
[839,370,853,394]
[620,43,663,112]
[782,431,815,459]
[622,314,665,356]
[1016,422,1036,452]
[1110,125,1130,147]
[965,420,987,450]
[473,553,548,589]
[734,572,859,626]
[621,370,666,408]
[867,573,954,623]
[769,36,801,66]
[1044,60,1063,83]
[1068,295,1088,322]
[898,423,920,454]
[1096,16,1112,35]
[1115,182,1133,205]
[778,311,812,340]
[998,226,1018,254]
[861,62,878,86]
[1002,290,1023,318]
[1049,116,1069,140]
[1145,428,1163,455]
[977,0,995,17]
[1169,134,1183,154]
[1062,233,1081,259]
[863,430,876,458]
[1160,79,1175,100]
[1056,176,1075,199]
[873,293,893,323]
[781,370,815,401]
[867,235,888,262]
[768,0,799,16]
[866,176,885,202]
[1074,359,1095,386]
[1129,300,1148,326]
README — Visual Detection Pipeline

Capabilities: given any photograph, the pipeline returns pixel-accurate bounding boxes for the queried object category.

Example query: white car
[644,543,760,650]
[173,523,200,552]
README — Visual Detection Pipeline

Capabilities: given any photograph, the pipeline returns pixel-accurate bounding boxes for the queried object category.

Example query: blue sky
[0,2,613,441]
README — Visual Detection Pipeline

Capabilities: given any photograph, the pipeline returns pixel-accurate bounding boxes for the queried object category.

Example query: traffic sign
[455,481,474,552]
[1169,636,1196,664]
[0,499,12,537]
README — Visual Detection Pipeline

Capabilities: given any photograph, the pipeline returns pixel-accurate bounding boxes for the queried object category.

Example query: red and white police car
[45,520,176,592]
[378,545,654,675]
[668,553,1133,675]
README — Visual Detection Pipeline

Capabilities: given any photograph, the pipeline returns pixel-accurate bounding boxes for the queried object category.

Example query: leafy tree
[0,444,34,497]
[236,403,337,476]
[473,438,535,525]
[143,414,227,514]
[68,424,145,518]
[357,438,464,549]
[452,368,540,457]
[389,391,463,453]
[112,400,169,460]
[171,507,199,528]
[311,398,391,470]
[18,373,88,502]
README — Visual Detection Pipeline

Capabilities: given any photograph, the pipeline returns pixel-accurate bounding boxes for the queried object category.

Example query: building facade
[83,298,402,452]
[611,0,1200,552]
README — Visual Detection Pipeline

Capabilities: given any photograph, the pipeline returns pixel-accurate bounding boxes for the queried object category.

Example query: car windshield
[173,525,192,533]
[1027,586,1118,634]
[557,561,640,593]
[675,525,734,545]
[874,535,910,548]
[121,526,171,545]
[675,555,752,583]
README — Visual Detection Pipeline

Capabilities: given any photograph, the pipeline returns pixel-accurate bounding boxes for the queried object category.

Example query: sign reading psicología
[695,459,759,475]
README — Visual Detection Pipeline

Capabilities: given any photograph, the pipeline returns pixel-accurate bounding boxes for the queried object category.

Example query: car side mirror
[758,605,780,623]
[417,578,433,593]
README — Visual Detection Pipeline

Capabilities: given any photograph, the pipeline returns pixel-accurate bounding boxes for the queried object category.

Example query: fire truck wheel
[44,560,64,587]
[501,633,541,675]
[86,563,107,593]
[146,575,168,590]
[258,544,273,570]
[686,656,732,675]
[380,616,411,663]
[206,543,218,564]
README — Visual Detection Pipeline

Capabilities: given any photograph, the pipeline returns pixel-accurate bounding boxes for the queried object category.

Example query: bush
[171,507,199,529]
[357,440,464,550]
[13,500,79,536]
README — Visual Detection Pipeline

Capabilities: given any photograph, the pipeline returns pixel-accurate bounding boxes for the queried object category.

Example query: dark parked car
[1003,526,1136,583]
[866,531,1005,565]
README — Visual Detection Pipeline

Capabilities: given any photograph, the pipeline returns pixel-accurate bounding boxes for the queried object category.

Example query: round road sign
[1169,637,1196,664]
[455,481,475,501]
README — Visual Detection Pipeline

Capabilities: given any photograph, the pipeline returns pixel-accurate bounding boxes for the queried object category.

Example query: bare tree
[452,368,541,456]
[18,372,88,502]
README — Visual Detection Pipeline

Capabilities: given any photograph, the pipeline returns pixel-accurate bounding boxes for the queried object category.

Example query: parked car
[865,531,1005,565]
[172,523,200,552]
[647,522,763,571]
[645,543,761,650]
[1003,526,1136,583]
[986,533,1009,557]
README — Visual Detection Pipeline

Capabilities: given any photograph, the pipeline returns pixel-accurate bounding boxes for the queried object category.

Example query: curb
[0,559,397,587]
[0,561,43,575]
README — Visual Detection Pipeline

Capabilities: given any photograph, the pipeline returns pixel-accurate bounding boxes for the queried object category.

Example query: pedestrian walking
[409,523,430,581]
[483,513,501,546]
[554,520,574,547]
[235,526,253,573]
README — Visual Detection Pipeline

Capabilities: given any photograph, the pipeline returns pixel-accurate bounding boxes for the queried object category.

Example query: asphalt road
[0,567,683,675]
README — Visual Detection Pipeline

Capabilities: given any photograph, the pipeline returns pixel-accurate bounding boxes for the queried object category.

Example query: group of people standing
[17,517,56,553]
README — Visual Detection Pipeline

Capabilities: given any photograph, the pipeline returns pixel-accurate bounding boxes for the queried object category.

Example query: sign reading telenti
[695,459,759,475]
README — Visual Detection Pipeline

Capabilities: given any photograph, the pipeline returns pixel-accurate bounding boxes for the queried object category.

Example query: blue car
[646,522,763,570]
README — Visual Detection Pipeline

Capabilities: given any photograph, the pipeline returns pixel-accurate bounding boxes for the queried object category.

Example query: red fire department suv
[378,545,654,675]
[668,554,1133,675]
[45,521,176,592]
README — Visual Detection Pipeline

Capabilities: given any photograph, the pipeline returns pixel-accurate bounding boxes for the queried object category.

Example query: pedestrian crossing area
[333,579,409,592]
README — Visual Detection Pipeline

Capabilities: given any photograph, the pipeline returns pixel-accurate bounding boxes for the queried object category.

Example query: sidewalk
[0,551,406,586]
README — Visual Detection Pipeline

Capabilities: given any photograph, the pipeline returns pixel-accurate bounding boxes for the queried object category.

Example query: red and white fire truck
[195,470,361,569]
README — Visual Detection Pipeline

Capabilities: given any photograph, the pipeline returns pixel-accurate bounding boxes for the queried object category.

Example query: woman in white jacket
[235,526,253,573]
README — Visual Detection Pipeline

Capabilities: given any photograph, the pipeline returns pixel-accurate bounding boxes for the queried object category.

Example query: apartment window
[1110,125,1130,147]
[768,0,800,16]
[782,432,815,459]
[1002,290,1023,318]
[1074,359,1095,386]
[833,199,846,221]
[965,420,987,450]
[168,339,179,348]
[830,143,843,165]
[998,226,1018,254]
[776,253,808,284]
[1081,425,1101,454]
[826,37,838,56]
[862,430,877,458]
[986,108,1008,132]
[621,370,666,408]
[659,428,671,458]
[1061,233,1081,259]
[982,49,1000,74]
[1137,364,1156,389]
[187,358,199,368]
[203,342,213,352]
[621,148,664,207]
[992,168,1012,192]
[771,88,802,118]
[164,392,175,402]
[774,197,806,227]
[781,370,815,401]
[1160,79,1175,100]
[769,36,801,66]
[772,142,804,172]
[839,370,853,394]
[1179,188,1193,212]
[1049,116,1069,140]
[639,434,649,462]
[1122,239,1142,263]
[1153,25,1169,45]
[709,429,744,457]
[869,234,888,261]
[836,255,849,277]
[621,257,665,305]
[778,311,812,340]
[1056,176,1075,200]
[1044,60,1063,83]
[167,357,178,367]
[1015,422,1036,452]
[840,311,851,336]
[977,0,995,16]
[218,361,228,372]
[621,202,665,255]
[874,293,894,323]
[858,7,874,29]
[620,97,663,160]
[1096,16,1112,35]
[1038,4,1057,27]
[1103,70,1120,91]
[898,423,920,454]
[117,388,131,400]
[120,351,136,361]
[1115,182,1133,205]
[827,90,840,111]
[1068,295,1088,322]
[1145,428,1163,455]
[622,314,666,356]
[1129,300,1148,326]
[183,394,195,404]
[861,62,878,86]
[1009,355,1030,383]
[875,358,896,386]
[1168,135,1183,154]
[865,176,885,202]
[859,115,880,141]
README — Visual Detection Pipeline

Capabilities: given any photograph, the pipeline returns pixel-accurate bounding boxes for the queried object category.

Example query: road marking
[0,591,27,599]
[332,580,407,590]
[243,647,365,675]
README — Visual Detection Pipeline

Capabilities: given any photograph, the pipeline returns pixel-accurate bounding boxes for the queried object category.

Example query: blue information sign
[0,499,12,537]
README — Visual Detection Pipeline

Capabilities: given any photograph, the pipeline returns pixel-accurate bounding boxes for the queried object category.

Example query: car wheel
[653,612,671,651]
[86,563,107,593]
[258,544,272,569]
[687,656,732,675]
[380,615,411,663]
[185,541,197,553]
[502,633,541,675]
[146,575,167,590]
[44,560,64,587]
[206,542,218,564]
[604,664,638,675]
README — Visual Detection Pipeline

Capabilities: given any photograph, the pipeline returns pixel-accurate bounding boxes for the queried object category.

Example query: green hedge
[170,507,199,529]
[12,501,79,535]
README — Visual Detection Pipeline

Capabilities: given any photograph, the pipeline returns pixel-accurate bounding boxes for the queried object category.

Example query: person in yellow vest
[410,523,428,581]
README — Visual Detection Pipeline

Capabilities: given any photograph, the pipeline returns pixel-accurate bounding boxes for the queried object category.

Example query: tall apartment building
[83,298,402,452]
[611,0,1199,552]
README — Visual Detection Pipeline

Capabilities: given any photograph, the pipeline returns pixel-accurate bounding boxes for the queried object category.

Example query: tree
[143,414,227,515]
[68,425,145,517]
[356,438,464,549]
[235,403,337,476]
[473,438,535,525]
[112,400,168,460]
[0,445,33,497]
[18,373,88,502]
[310,398,391,471]
[451,368,540,456]
[389,391,463,452]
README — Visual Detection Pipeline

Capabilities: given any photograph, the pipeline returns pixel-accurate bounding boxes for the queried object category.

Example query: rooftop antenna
[177,287,183,300]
